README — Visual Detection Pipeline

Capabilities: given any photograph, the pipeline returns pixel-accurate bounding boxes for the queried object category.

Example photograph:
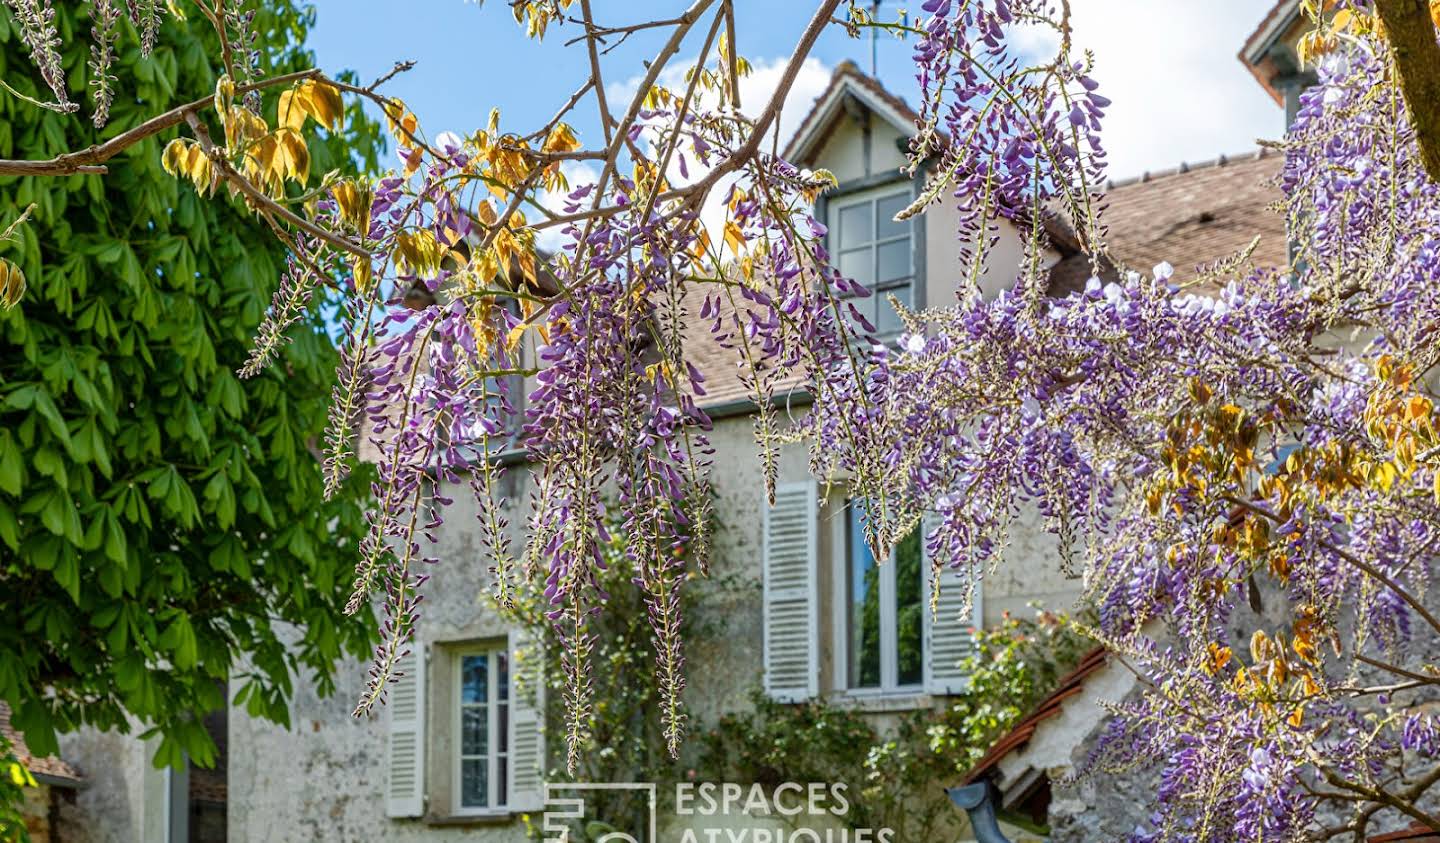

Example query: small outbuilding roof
[963,647,1109,785]
[0,702,83,788]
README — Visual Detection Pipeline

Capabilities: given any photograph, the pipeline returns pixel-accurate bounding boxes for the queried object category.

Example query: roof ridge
[1105,147,1274,191]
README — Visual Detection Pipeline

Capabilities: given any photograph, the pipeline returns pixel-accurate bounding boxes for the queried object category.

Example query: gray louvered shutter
[385,648,426,817]
[763,481,819,702]
[508,628,545,812]
[923,517,983,695]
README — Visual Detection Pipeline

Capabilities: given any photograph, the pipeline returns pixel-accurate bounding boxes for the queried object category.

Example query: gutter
[429,390,816,477]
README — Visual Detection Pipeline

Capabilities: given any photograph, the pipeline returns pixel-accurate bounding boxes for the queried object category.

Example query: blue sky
[304,0,1284,182]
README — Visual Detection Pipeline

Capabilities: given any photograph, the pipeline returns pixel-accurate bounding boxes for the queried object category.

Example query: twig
[1355,653,1440,686]
[580,0,615,147]
[0,78,73,115]
[367,60,416,93]
[724,0,741,110]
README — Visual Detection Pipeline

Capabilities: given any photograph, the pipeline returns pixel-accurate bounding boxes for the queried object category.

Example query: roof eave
[1238,0,1303,106]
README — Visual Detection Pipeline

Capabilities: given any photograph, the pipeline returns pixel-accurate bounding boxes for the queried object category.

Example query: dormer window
[830,186,914,336]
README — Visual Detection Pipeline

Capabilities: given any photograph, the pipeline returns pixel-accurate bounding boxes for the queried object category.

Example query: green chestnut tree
[0,2,384,767]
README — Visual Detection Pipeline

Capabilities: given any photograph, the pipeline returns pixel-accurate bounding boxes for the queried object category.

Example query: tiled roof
[963,647,1109,785]
[0,702,83,787]
[1048,149,1288,295]
[784,59,924,166]
[675,268,809,411]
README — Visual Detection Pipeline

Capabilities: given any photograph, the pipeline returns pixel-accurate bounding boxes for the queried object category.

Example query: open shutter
[386,647,426,818]
[763,481,819,702]
[923,517,983,696]
[508,628,545,812]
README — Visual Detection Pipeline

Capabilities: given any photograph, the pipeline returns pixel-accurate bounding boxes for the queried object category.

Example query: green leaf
[159,614,199,670]
[0,430,24,495]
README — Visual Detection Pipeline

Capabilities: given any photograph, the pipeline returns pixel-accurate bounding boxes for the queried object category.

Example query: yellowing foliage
[0,258,25,310]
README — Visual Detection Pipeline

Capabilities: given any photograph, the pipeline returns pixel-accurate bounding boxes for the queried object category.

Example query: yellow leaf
[690,228,711,262]
[0,257,26,309]
[394,229,445,277]
[475,200,498,227]
[213,73,235,115]
[723,220,745,255]
[384,99,418,145]
[542,122,581,155]
[505,323,528,351]
[276,129,310,184]
[161,138,191,176]
[332,180,373,236]
[278,88,308,132]
[1329,8,1353,35]
[304,81,345,132]
[350,255,373,293]
[1201,643,1232,676]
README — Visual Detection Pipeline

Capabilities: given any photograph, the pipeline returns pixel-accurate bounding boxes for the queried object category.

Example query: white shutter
[386,647,427,818]
[923,517,983,696]
[508,628,545,812]
[763,481,819,702]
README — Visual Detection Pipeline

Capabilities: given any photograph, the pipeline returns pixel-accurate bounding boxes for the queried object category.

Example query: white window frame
[833,498,925,697]
[452,644,510,817]
[827,184,916,336]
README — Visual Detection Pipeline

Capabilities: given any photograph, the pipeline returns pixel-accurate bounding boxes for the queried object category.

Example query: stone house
[42,3,1306,841]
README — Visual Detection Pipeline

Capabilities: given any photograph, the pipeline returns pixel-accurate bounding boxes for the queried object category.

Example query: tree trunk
[1374,0,1440,182]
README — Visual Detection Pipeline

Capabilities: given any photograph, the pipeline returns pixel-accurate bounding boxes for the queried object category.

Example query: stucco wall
[216,405,1081,842]
[53,729,161,843]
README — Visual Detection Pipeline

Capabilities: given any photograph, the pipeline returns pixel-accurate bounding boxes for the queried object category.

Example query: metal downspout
[948,781,1013,843]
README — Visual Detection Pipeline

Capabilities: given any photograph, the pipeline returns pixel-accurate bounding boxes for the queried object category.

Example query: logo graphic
[542,782,657,843]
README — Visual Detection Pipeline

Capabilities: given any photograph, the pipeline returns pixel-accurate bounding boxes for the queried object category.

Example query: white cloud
[605,55,833,155]
[534,160,600,253]
[596,54,833,237]
[1043,0,1284,180]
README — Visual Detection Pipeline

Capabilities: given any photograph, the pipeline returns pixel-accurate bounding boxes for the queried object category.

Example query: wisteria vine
[8,0,1440,834]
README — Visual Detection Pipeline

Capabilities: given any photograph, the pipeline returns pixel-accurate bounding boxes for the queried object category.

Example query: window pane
[462,655,488,703]
[462,705,488,755]
[497,703,509,754]
[895,527,924,687]
[875,193,910,239]
[848,504,882,689]
[498,653,509,702]
[461,759,488,808]
[498,754,508,807]
[877,240,910,283]
[839,248,873,288]
[838,203,873,250]
[875,284,910,336]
